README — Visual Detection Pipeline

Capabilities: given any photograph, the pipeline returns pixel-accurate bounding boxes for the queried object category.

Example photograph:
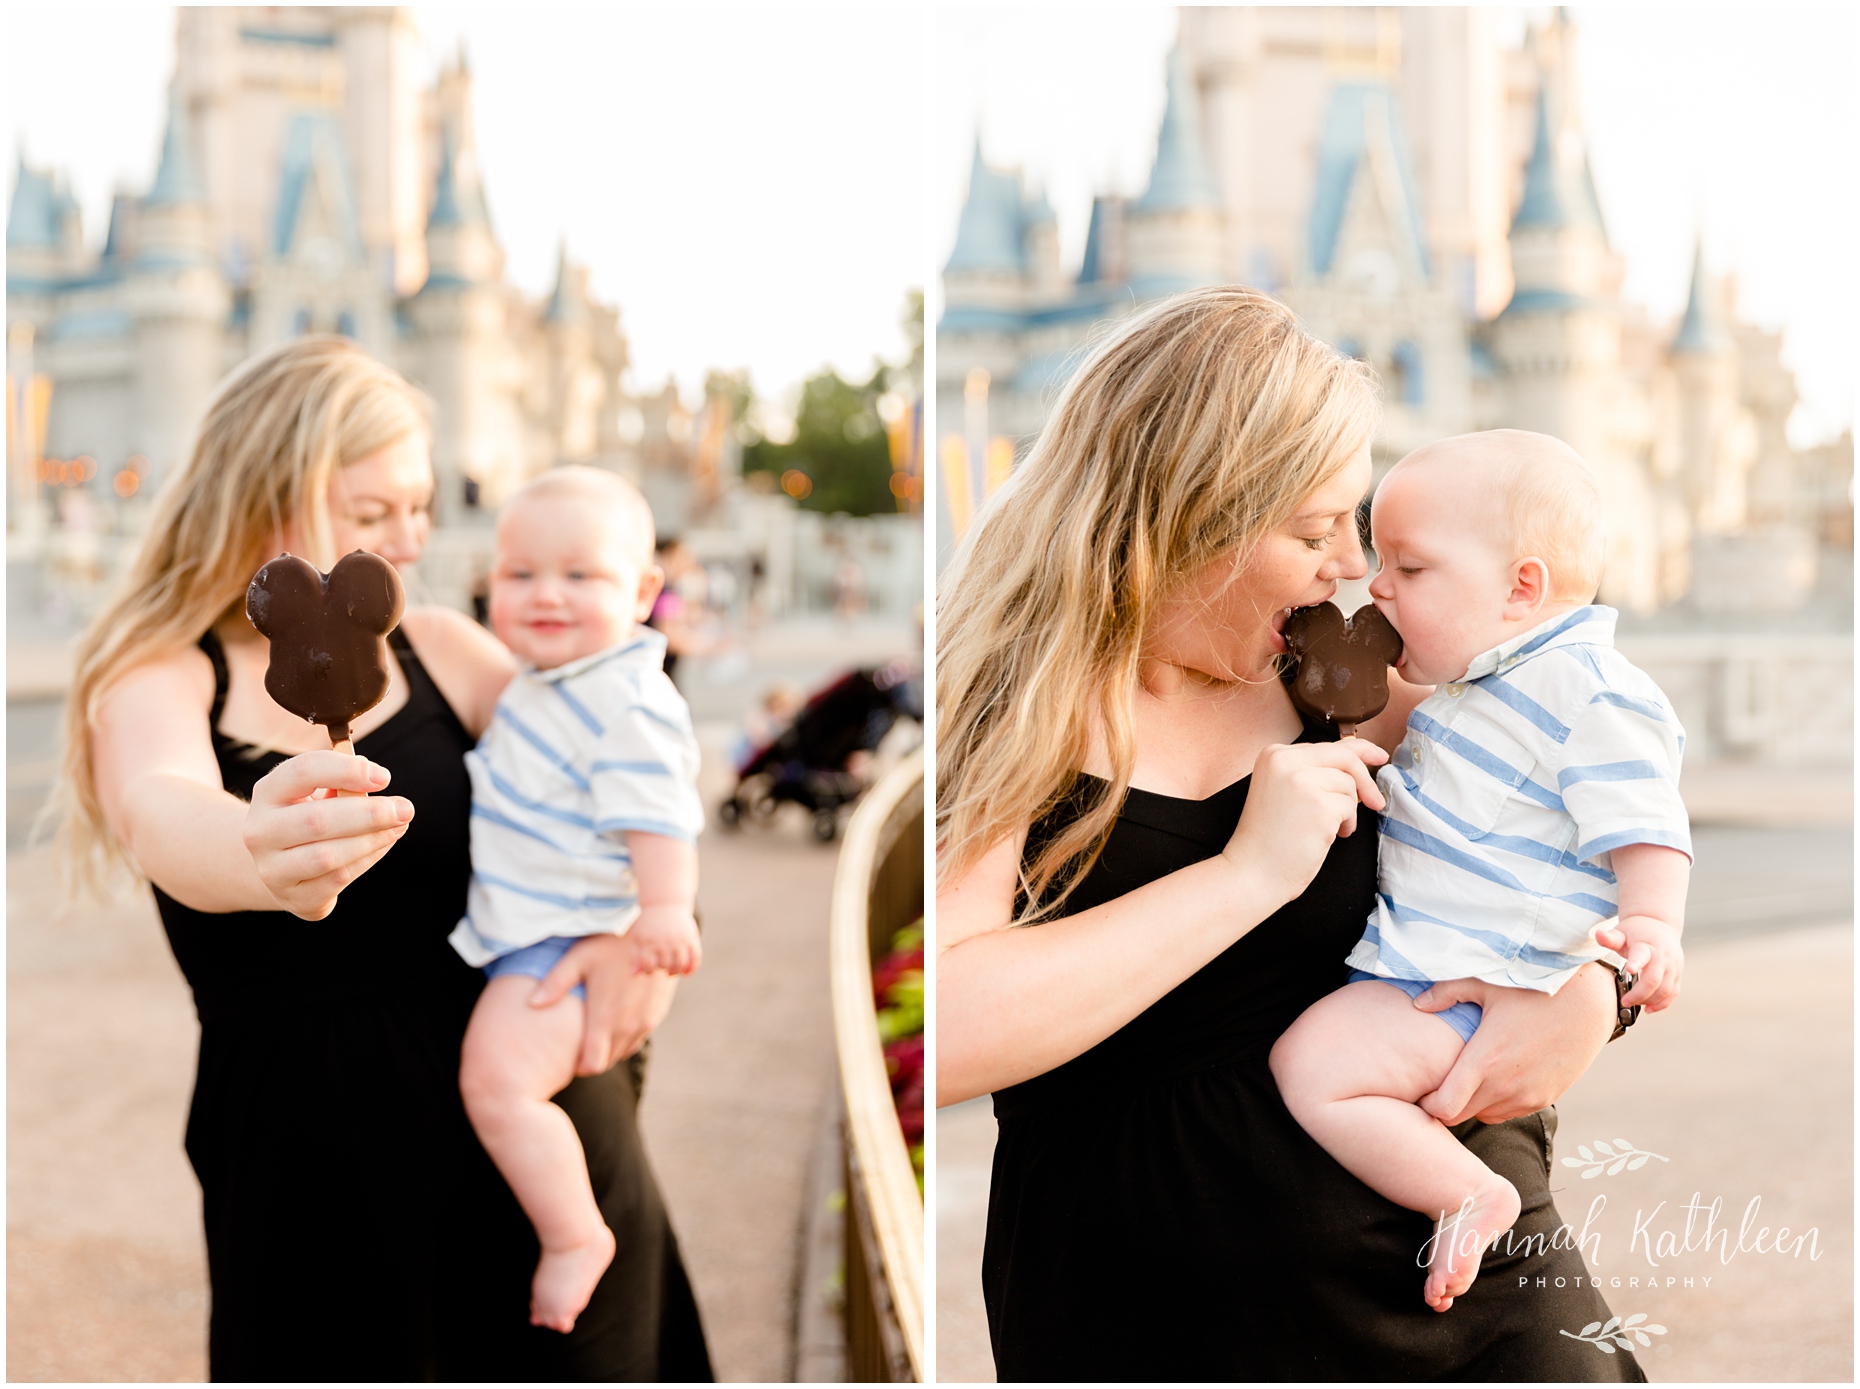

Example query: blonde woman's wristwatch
[1609,964,1641,1042]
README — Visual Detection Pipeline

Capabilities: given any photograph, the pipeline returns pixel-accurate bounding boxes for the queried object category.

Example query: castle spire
[1672,236,1731,355]
[421,127,501,289]
[7,149,60,251]
[544,237,586,325]
[1077,195,1116,285]
[1511,86,1601,235]
[1134,46,1220,214]
[427,129,465,230]
[146,84,204,208]
[944,136,1024,274]
[427,108,493,232]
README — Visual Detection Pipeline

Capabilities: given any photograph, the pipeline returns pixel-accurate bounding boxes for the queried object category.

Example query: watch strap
[1609,963,1642,1042]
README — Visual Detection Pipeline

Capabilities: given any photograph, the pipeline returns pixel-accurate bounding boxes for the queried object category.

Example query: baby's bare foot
[529,1224,617,1333]
[1424,1176,1521,1312]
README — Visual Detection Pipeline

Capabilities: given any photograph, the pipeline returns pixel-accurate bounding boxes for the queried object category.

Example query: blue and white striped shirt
[1345,606,1691,995]
[449,629,704,968]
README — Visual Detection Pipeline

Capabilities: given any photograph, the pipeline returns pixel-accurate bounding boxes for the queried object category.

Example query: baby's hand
[628,904,702,976]
[1595,916,1683,1012]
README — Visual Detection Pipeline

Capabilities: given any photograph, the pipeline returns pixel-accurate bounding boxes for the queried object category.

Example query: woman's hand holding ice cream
[241,752,414,919]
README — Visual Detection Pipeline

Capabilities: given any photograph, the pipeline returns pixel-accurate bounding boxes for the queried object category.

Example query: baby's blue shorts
[484,935,588,1001]
[1348,969,1483,1044]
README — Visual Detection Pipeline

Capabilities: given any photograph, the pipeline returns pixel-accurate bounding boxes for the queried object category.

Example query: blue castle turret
[1124,45,1225,298]
[144,86,206,210]
[1133,46,1222,216]
[1672,237,1732,356]
[945,138,1024,278]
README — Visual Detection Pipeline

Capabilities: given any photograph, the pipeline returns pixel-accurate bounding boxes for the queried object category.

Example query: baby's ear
[635,562,665,621]
[1509,556,1551,611]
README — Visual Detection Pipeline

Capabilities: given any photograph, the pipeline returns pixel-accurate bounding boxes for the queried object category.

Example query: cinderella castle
[6,6,718,552]
[938,8,1852,633]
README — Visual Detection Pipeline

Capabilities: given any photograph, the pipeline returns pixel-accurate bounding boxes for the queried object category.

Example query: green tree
[731,292,922,516]
[742,365,893,515]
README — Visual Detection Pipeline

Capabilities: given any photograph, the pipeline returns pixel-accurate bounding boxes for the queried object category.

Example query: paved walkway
[7,849,209,1383]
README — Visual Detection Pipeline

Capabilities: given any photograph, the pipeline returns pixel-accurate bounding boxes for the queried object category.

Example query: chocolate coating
[1282,601,1403,726]
[246,551,406,744]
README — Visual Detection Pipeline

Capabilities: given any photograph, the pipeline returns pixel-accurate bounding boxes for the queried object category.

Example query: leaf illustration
[1602,1317,1621,1333]
[1562,1156,1586,1167]
[1583,1165,1602,1178]
[1594,1141,1615,1155]
[1608,1157,1629,1175]
[1615,1138,1634,1151]
[1596,1341,1616,1354]
[1635,1332,1652,1347]
[1645,1325,1667,1335]
[1580,1322,1602,1337]
[1578,1145,1594,1161]
[1628,1155,1650,1170]
[1625,1314,1647,1326]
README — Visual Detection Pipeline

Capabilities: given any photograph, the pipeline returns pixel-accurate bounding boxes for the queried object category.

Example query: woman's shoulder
[400,605,517,739]
[96,637,218,723]
[400,603,502,654]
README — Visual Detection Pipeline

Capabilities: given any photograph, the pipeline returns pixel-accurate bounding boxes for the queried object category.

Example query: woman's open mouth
[1268,606,1296,653]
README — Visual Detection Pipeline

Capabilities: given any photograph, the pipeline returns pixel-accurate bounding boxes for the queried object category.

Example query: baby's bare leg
[1270,981,1521,1312]
[460,976,616,1333]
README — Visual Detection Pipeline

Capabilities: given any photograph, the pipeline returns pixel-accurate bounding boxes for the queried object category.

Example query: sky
[937,5,1856,447]
[4,5,928,408]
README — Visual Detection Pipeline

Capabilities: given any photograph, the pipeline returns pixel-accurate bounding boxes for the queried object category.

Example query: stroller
[719,659,920,842]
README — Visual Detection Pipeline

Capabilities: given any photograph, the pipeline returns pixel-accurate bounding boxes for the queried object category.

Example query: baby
[1269,430,1691,1313]
[449,466,703,1332]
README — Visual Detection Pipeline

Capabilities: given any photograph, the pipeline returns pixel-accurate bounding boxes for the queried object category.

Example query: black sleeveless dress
[153,628,713,1382]
[982,714,1644,1382]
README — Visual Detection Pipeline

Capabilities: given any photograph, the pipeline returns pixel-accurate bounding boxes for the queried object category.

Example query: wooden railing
[828,747,925,1381]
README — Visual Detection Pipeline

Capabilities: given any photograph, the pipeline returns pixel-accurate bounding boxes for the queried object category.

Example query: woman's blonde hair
[51,335,431,890]
[936,286,1378,922]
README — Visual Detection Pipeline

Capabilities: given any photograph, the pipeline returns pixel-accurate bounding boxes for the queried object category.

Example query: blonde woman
[56,338,710,1381]
[937,288,1641,1381]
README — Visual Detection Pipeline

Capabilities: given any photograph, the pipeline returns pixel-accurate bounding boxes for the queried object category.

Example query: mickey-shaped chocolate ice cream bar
[1281,601,1403,736]
[246,550,406,753]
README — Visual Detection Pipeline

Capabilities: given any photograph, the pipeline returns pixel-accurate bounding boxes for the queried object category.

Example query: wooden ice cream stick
[329,722,364,798]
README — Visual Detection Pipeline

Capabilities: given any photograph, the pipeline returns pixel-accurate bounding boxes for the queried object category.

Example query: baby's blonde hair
[937,285,1379,921]
[503,465,656,566]
[1391,429,1604,604]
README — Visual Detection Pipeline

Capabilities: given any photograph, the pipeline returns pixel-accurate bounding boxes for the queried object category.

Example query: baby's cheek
[486,586,527,644]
